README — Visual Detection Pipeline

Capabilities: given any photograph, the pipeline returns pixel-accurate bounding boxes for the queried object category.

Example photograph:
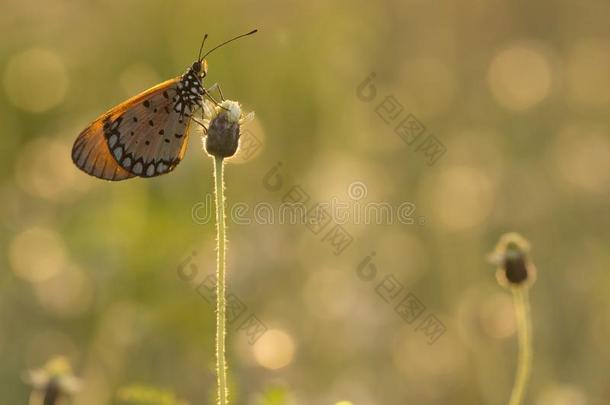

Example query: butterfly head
[192,59,208,78]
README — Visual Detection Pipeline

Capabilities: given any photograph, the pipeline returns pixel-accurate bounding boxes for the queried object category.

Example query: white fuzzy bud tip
[219,100,241,123]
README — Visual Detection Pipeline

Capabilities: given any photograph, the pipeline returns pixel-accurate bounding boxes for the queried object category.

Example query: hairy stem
[509,288,533,405]
[213,156,228,405]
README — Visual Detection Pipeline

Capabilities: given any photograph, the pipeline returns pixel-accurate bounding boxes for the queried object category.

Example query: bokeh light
[119,64,161,98]
[566,38,610,108]
[399,57,457,118]
[253,329,296,370]
[303,268,356,321]
[3,48,68,113]
[535,384,588,405]
[33,265,94,318]
[487,44,553,110]
[478,292,516,339]
[15,136,89,202]
[9,227,68,283]
[550,122,610,193]
[423,165,494,231]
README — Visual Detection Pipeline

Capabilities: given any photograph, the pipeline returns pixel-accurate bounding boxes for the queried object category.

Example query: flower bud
[25,357,81,405]
[489,232,536,289]
[204,99,253,158]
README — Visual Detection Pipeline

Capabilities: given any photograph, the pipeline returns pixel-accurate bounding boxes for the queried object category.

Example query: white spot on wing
[133,162,143,174]
[108,134,118,148]
[122,156,132,168]
[146,164,155,176]
[113,146,123,161]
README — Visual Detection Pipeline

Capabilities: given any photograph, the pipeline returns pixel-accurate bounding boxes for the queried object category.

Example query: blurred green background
[1,0,610,404]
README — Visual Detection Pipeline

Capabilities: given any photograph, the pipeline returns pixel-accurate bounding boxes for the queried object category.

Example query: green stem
[213,156,228,405]
[509,288,533,405]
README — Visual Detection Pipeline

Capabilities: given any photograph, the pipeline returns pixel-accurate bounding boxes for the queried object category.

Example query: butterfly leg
[203,87,222,106]
[206,83,225,101]
[203,83,230,112]
[190,116,209,134]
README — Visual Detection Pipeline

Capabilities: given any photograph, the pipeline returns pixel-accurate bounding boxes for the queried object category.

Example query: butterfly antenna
[197,34,209,61]
[201,29,258,59]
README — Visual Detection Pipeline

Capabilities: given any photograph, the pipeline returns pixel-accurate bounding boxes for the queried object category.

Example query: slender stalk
[508,288,532,405]
[213,156,228,405]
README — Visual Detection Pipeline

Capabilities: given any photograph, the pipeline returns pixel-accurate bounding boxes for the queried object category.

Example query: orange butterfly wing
[72,118,136,181]
[72,77,194,181]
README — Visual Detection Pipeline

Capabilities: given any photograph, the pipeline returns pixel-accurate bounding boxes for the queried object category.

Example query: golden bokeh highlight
[253,329,296,370]
[393,328,463,378]
[3,48,69,113]
[377,231,426,281]
[16,136,89,202]
[119,64,161,98]
[478,292,516,339]
[9,227,68,283]
[392,327,465,403]
[399,57,457,117]
[535,384,588,405]
[33,265,94,318]
[25,330,79,371]
[566,38,610,107]
[551,122,610,193]
[487,44,553,110]
[423,166,494,231]
[444,128,505,183]
[303,268,356,320]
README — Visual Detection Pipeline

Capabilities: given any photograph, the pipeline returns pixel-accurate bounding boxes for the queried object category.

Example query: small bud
[25,357,81,405]
[204,99,254,158]
[488,232,536,289]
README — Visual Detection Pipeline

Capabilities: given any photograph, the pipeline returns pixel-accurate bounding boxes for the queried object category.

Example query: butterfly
[71,29,257,181]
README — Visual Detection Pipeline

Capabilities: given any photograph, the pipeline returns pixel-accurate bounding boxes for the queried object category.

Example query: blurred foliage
[117,385,188,405]
[1,0,610,404]
[259,386,288,405]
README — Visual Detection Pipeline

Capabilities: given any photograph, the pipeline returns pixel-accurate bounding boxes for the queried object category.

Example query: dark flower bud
[489,233,536,289]
[25,357,81,405]
[503,250,528,284]
[204,100,253,158]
